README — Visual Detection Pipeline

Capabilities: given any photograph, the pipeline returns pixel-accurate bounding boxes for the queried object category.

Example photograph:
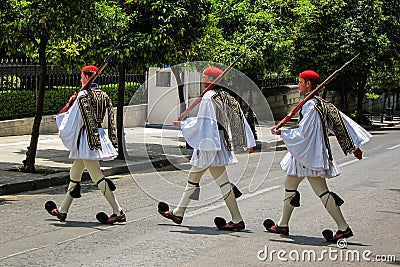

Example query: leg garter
[319,191,344,206]
[187,180,200,200]
[69,179,81,198]
[96,177,116,191]
[285,189,300,207]
[220,182,242,199]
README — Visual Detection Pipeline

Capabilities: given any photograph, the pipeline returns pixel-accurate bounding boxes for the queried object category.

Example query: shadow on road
[159,223,253,236]
[46,219,119,229]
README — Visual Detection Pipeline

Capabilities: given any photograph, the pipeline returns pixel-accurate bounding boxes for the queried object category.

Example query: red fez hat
[82,65,98,73]
[299,70,319,80]
[203,67,223,77]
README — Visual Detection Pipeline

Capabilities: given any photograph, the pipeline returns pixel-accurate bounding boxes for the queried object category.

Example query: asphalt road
[0,126,399,266]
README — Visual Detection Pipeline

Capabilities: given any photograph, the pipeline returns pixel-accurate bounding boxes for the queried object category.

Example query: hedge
[0,82,141,120]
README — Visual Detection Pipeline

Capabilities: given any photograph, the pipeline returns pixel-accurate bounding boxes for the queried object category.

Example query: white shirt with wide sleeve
[56,90,117,161]
[280,98,372,178]
[181,90,256,169]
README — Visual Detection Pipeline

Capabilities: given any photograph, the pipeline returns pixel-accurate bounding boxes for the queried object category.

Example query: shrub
[0,82,141,120]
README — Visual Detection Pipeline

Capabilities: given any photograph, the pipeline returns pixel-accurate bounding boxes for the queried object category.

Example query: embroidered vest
[212,89,247,151]
[314,96,355,160]
[77,87,117,150]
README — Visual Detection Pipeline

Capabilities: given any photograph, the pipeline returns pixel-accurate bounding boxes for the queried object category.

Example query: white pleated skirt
[190,146,238,169]
[69,128,118,161]
[280,153,340,178]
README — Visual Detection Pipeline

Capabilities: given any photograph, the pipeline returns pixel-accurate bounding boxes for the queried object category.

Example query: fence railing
[1,58,299,120]
[256,76,298,89]
[0,58,146,91]
[0,58,147,120]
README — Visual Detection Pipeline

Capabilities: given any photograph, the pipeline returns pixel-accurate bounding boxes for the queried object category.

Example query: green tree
[207,0,311,78]
[98,0,213,159]
[291,0,397,117]
[0,0,127,172]
[368,0,400,119]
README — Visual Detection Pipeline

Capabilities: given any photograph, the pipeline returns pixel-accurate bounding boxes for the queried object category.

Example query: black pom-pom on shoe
[263,218,275,229]
[96,212,109,223]
[45,200,57,214]
[214,217,227,229]
[322,229,334,241]
[158,201,170,212]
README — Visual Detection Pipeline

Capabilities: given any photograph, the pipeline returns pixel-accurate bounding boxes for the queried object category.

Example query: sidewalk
[0,117,398,196]
[0,125,283,196]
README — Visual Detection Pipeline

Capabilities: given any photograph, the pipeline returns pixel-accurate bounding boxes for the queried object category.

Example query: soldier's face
[81,73,90,86]
[202,74,214,89]
[298,78,311,95]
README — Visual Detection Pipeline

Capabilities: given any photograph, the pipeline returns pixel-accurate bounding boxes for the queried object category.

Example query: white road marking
[0,139,59,147]
[186,185,281,218]
[338,157,367,167]
[387,144,400,150]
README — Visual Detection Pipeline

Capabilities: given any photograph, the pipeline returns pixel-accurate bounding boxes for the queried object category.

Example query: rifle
[275,53,360,130]
[59,50,116,114]
[178,42,255,120]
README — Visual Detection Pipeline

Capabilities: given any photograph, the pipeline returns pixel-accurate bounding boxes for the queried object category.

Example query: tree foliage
[93,0,213,72]
[0,0,128,172]
[288,0,398,115]
[207,0,311,77]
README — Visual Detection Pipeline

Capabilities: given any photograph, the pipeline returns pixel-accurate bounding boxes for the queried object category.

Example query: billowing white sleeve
[56,93,84,152]
[180,92,221,151]
[243,116,256,149]
[280,100,330,170]
[340,112,372,148]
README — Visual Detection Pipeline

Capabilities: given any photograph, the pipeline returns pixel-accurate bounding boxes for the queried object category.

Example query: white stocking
[173,166,206,217]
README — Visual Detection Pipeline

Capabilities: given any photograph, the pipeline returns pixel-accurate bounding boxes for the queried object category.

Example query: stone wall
[0,104,148,137]
[262,85,358,121]
[0,87,360,137]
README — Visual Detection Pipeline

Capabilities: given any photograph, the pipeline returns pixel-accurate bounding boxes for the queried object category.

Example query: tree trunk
[171,65,191,148]
[340,78,345,111]
[380,91,387,123]
[391,89,395,119]
[356,73,367,118]
[171,66,185,114]
[117,62,127,160]
[21,37,48,172]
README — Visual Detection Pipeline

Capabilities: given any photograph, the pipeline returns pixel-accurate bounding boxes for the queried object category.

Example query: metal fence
[1,58,298,120]
[0,58,147,120]
[256,75,298,90]
[0,58,146,91]
[1,58,297,90]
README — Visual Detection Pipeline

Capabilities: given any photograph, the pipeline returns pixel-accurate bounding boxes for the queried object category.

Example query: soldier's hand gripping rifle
[178,42,255,121]
[275,53,360,130]
[58,50,116,114]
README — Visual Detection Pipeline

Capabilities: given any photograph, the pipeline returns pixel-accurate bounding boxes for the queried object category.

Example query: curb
[0,155,191,196]
[0,137,301,196]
